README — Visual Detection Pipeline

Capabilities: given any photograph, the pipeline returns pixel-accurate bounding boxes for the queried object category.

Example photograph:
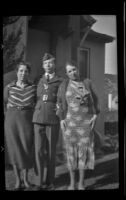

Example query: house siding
[83,40,105,135]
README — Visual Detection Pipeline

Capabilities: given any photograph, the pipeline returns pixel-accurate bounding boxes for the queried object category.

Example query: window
[108,93,118,111]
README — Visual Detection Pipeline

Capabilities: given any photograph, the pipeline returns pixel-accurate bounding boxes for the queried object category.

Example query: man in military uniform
[33,53,63,190]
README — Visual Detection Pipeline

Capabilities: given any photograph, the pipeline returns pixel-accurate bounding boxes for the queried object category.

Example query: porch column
[50,31,58,58]
[69,15,80,62]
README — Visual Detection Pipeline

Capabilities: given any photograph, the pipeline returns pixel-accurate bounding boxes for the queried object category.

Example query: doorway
[77,47,90,79]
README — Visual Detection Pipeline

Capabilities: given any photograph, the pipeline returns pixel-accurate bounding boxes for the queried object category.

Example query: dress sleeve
[56,83,63,119]
[88,79,100,114]
[33,84,37,104]
[56,81,67,120]
[3,85,9,114]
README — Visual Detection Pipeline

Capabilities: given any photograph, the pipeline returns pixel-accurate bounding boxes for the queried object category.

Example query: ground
[4,150,119,191]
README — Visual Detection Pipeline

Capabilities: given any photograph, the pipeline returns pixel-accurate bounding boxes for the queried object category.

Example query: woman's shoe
[13,184,23,191]
[67,185,75,190]
[13,181,23,191]
[78,185,86,190]
[23,181,33,189]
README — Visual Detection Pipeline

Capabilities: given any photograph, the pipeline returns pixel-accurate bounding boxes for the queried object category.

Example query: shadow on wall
[4,70,17,87]
[54,153,119,189]
[56,66,67,79]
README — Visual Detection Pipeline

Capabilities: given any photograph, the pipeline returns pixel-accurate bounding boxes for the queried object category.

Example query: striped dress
[4,80,36,169]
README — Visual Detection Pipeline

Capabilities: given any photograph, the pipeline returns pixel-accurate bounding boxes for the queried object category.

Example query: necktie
[46,74,50,82]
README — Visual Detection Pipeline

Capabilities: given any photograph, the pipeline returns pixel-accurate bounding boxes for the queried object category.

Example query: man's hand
[60,120,67,132]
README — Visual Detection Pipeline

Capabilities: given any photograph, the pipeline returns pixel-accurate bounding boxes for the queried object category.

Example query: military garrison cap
[42,53,55,62]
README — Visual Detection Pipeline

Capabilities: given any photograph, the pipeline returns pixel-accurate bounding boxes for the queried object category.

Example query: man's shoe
[46,184,55,190]
[34,186,44,190]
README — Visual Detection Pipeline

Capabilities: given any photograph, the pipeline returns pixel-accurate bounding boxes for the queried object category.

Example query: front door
[77,47,90,79]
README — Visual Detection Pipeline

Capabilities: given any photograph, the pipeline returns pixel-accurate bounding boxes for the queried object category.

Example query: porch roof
[84,29,115,43]
[80,15,115,43]
[28,15,96,34]
[28,15,115,43]
[81,15,96,27]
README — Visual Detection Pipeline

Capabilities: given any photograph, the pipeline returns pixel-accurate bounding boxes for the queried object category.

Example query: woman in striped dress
[4,62,36,190]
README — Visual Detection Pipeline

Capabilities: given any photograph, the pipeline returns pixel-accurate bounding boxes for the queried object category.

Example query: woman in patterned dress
[4,62,36,190]
[57,61,100,190]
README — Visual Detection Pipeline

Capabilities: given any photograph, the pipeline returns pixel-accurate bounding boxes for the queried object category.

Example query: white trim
[80,25,92,47]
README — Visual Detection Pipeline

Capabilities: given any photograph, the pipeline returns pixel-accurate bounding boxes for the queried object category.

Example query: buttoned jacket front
[32,74,63,124]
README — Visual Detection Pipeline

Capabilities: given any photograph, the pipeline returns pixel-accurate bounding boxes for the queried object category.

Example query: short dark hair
[15,61,31,73]
[42,53,55,62]
[65,60,78,71]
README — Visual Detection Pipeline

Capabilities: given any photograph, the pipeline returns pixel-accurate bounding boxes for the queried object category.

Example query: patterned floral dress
[63,80,95,170]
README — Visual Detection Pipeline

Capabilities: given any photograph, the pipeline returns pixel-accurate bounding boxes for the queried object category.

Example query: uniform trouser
[34,123,59,186]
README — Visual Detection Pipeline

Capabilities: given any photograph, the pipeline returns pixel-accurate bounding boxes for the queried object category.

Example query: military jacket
[32,74,63,124]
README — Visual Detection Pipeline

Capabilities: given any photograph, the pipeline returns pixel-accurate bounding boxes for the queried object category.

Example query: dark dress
[4,80,36,169]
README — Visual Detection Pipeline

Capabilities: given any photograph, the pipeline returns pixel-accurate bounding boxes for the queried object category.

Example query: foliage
[3,16,20,27]
[3,18,25,74]
[104,75,118,112]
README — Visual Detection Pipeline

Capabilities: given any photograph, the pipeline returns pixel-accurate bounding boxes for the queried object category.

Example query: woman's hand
[60,120,67,132]
[89,114,97,130]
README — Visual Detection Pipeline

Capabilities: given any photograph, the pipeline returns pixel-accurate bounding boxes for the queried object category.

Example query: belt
[41,94,56,103]
[9,106,33,110]
[42,100,56,103]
